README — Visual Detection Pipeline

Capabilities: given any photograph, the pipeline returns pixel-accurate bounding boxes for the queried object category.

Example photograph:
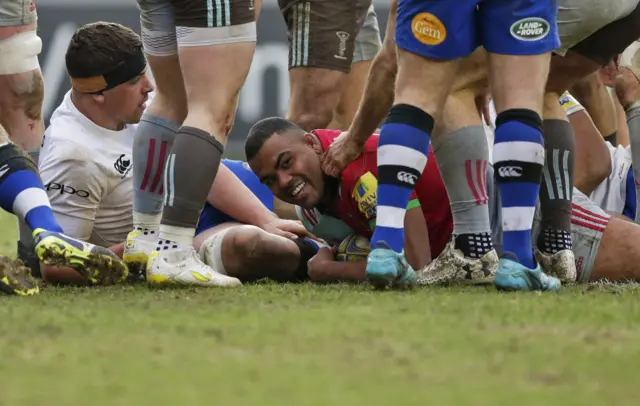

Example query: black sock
[455,232,492,259]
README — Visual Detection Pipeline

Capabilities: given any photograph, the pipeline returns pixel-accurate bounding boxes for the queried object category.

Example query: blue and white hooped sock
[493,109,545,269]
[370,104,433,253]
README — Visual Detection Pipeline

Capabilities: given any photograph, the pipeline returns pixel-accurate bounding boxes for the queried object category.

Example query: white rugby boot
[416,238,498,285]
[123,230,156,282]
[146,246,242,287]
[534,249,577,284]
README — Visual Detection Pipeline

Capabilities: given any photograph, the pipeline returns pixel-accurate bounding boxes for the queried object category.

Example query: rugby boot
[33,228,128,285]
[0,256,39,296]
[366,241,415,289]
[416,238,498,285]
[123,229,156,282]
[147,246,242,288]
[494,252,561,292]
[535,249,577,284]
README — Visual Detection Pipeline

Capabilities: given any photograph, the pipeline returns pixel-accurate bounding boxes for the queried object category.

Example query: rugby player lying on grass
[247,117,640,287]
[39,22,312,286]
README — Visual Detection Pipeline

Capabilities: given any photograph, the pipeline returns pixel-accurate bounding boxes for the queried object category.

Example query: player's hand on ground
[321,131,365,177]
[307,247,337,281]
[259,217,319,240]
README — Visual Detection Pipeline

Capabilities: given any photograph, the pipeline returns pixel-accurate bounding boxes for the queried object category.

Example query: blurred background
[37,0,392,158]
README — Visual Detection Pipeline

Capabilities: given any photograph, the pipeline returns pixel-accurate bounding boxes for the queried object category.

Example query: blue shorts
[396,0,560,60]
[196,159,275,235]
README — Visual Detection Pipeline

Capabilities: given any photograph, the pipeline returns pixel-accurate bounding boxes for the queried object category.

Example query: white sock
[157,224,195,251]
[133,211,161,232]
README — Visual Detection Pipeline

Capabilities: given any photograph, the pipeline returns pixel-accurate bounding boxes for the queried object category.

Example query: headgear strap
[70,48,147,94]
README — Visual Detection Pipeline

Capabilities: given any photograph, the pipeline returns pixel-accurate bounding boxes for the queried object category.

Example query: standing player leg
[280,0,371,131]
[481,0,561,291]
[145,0,256,287]
[421,48,499,285]
[366,0,475,287]
[0,2,46,276]
[126,0,187,279]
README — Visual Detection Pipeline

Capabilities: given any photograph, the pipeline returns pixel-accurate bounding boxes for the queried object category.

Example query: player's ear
[303,133,322,154]
[92,92,106,104]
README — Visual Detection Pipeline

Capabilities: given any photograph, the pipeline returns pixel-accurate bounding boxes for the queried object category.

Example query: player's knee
[289,109,334,132]
[289,85,338,130]
[227,225,268,265]
[149,90,187,124]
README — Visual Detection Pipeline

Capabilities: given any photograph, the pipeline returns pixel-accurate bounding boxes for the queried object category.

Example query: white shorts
[197,222,243,275]
[352,5,382,64]
[569,189,611,282]
[555,0,640,56]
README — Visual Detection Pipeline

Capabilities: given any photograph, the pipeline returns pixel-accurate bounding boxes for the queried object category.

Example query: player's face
[249,132,325,209]
[103,70,154,125]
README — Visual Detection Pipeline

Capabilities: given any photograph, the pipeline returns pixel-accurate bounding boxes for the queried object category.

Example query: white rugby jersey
[39,91,134,247]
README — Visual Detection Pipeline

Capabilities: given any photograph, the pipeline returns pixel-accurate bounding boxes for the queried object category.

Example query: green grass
[0,210,639,405]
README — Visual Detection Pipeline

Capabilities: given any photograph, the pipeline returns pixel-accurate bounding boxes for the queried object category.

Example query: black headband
[70,48,147,94]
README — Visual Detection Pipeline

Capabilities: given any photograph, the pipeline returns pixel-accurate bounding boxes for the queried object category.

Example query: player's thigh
[330,60,371,131]
[0,4,43,150]
[330,5,383,130]
[394,0,475,114]
[569,2,640,67]
[481,0,558,114]
[589,215,640,283]
[172,0,256,109]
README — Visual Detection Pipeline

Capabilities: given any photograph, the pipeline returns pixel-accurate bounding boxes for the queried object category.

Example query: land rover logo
[510,17,550,42]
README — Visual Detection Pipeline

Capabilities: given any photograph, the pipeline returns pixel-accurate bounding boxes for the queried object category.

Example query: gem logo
[411,13,446,46]
[510,18,550,42]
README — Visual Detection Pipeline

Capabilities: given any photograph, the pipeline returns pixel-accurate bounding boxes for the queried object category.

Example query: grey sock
[132,113,180,216]
[538,119,574,254]
[626,104,640,223]
[433,126,492,258]
[160,126,224,228]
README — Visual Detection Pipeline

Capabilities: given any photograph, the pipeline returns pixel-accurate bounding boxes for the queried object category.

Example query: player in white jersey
[41,90,139,250]
[38,22,311,286]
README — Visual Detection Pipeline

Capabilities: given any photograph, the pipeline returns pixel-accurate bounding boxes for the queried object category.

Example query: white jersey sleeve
[39,138,106,242]
[589,143,632,214]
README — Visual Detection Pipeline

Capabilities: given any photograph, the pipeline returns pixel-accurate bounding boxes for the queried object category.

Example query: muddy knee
[1,70,44,122]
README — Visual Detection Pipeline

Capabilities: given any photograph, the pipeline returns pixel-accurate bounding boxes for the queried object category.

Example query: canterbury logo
[498,166,522,178]
[397,171,417,185]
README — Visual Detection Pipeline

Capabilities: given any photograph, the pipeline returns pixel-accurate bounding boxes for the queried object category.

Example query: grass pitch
[0,210,638,405]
